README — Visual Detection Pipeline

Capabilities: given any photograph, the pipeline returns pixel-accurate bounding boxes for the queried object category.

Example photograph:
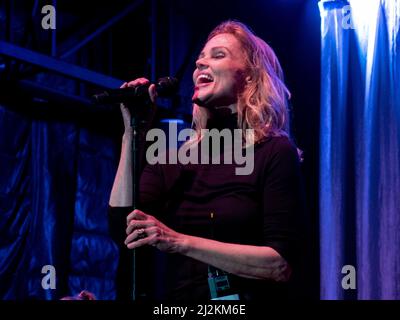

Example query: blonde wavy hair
[190,20,291,146]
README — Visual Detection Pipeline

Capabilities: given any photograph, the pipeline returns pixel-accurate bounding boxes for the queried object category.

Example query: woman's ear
[245,75,252,83]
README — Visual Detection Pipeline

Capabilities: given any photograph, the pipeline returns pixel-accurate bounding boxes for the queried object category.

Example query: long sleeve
[261,137,303,269]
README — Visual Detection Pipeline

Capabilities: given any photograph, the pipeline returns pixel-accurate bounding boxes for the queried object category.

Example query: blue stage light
[160,118,185,124]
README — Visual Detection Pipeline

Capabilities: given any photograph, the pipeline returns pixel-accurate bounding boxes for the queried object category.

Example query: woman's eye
[214,52,225,58]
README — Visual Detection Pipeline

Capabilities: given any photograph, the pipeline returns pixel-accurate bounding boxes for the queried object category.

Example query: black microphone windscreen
[91,76,179,104]
[156,77,179,97]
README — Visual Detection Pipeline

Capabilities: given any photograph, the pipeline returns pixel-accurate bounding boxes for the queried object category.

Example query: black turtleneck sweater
[109,112,303,301]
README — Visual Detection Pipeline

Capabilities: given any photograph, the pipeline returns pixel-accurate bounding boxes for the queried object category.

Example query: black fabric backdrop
[0,102,119,300]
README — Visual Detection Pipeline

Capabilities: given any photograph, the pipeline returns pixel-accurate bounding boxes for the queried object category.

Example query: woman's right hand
[120,78,157,134]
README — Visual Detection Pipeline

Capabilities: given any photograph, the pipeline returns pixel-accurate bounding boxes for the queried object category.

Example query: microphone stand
[99,79,178,301]
[105,92,161,301]
[128,99,155,301]
[130,110,140,301]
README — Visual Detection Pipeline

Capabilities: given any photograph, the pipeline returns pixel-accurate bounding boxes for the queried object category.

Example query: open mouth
[196,74,214,86]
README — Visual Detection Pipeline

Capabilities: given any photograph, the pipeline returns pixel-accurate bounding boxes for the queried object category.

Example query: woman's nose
[196,57,208,70]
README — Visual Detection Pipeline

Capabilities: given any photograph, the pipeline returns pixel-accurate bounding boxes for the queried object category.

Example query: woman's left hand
[125,209,186,253]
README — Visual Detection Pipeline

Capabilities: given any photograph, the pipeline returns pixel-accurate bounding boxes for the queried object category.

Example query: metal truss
[0,0,189,113]
[0,40,122,89]
[0,0,151,107]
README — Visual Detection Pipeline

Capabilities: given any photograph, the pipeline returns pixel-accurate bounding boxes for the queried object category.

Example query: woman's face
[192,33,248,109]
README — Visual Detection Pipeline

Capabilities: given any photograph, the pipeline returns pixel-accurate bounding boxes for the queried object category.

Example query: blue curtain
[319,0,400,299]
[0,104,119,300]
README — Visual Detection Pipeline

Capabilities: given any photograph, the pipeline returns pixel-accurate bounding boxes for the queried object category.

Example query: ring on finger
[137,228,146,239]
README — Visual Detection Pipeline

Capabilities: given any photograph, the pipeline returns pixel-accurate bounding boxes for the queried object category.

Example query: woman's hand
[125,209,187,253]
[124,209,291,282]
[120,78,157,134]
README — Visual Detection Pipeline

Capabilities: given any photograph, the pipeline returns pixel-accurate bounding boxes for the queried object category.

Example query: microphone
[92,76,179,104]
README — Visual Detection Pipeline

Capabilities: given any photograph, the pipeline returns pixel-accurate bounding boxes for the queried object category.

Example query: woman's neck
[214,103,237,115]
[207,104,238,130]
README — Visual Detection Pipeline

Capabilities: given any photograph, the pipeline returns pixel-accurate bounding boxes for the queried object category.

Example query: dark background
[0,0,320,299]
